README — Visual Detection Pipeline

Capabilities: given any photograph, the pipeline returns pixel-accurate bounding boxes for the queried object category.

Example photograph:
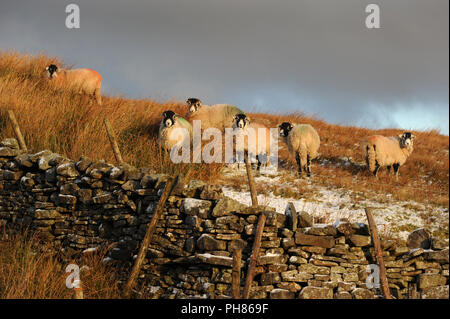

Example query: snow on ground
[221,164,448,241]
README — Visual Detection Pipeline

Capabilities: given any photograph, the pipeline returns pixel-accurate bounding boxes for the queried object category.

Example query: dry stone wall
[0,138,448,299]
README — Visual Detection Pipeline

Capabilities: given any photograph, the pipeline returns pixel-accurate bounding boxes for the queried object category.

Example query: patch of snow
[222,183,447,241]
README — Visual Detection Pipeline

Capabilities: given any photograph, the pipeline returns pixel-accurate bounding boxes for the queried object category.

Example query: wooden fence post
[104,118,124,165]
[242,212,266,299]
[7,110,27,151]
[232,248,243,299]
[123,175,179,298]
[365,207,392,299]
[244,151,258,206]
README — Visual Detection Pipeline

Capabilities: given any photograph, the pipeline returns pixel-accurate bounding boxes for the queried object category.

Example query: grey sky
[1,0,448,134]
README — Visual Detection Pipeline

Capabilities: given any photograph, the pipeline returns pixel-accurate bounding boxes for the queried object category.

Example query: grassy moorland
[0,51,448,298]
[0,51,447,207]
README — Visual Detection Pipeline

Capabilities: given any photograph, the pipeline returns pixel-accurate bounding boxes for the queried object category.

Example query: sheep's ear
[45,66,49,70]
[398,134,404,139]
[162,111,167,118]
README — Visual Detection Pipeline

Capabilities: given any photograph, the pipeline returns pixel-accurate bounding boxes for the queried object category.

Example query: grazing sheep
[278,122,320,177]
[362,132,416,179]
[232,114,273,171]
[45,64,102,105]
[185,98,244,132]
[158,110,193,161]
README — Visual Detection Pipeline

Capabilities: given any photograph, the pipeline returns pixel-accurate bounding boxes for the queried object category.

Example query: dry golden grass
[0,51,222,182]
[0,227,121,299]
[248,112,449,207]
[0,51,448,207]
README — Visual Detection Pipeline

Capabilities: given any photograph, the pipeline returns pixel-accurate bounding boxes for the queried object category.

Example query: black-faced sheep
[45,64,102,105]
[185,98,244,132]
[362,132,416,179]
[158,110,193,162]
[232,113,273,171]
[278,122,320,177]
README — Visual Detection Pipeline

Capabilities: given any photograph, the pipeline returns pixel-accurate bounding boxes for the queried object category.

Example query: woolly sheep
[232,113,273,171]
[185,98,244,132]
[278,122,320,177]
[362,132,416,179]
[45,64,102,105]
[158,110,193,159]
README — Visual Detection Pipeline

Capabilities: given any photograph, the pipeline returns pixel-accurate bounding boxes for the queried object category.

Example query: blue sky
[1,0,448,134]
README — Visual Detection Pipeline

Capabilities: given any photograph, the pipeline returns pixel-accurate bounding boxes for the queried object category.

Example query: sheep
[45,64,102,105]
[278,122,320,177]
[232,113,273,171]
[362,132,416,179]
[158,110,193,162]
[185,98,244,132]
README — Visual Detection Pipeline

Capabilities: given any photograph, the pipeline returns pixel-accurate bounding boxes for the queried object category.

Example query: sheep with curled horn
[232,113,273,172]
[362,132,416,180]
[45,64,103,105]
[278,122,320,177]
[158,110,193,161]
[185,98,245,132]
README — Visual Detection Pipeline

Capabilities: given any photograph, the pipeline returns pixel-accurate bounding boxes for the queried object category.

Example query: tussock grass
[0,51,219,183]
[0,228,121,299]
[0,51,448,206]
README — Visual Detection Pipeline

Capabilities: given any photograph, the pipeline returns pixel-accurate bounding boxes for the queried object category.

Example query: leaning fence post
[244,151,258,206]
[365,207,392,299]
[7,110,27,151]
[242,212,266,299]
[123,175,179,298]
[104,118,124,165]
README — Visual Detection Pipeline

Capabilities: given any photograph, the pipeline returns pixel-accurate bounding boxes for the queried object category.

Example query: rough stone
[421,285,449,299]
[211,197,247,217]
[270,288,294,299]
[182,198,212,218]
[418,274,447,289]
[298,286,333,299]
[407,228,432,249]
[351,288,375,299]
[295,232,335,248]
[298,211,313,228]
[196,234,226,251]
[349,234,372,247]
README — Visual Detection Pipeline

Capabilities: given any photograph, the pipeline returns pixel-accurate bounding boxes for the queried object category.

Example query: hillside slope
[0,51,448,240]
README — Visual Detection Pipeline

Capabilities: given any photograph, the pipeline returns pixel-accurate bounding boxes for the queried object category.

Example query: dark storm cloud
[0,0,448,133]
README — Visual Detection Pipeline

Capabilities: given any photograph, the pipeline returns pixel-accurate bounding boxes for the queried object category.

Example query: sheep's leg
[299,149,308,178]
[306,155,311,177]
[256,155,262,172]
[393,163,400,181]
[295,152,302,176]
[387,165,391,175]
[373,161,380,177]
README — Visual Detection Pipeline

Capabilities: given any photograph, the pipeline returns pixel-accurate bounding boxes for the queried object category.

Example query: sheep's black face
[234,114,249,129]
[399,132,415,148]
[162,110,176,128]
[46,64,58,78]
[186,98,202,113]
[279,122,293,137]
